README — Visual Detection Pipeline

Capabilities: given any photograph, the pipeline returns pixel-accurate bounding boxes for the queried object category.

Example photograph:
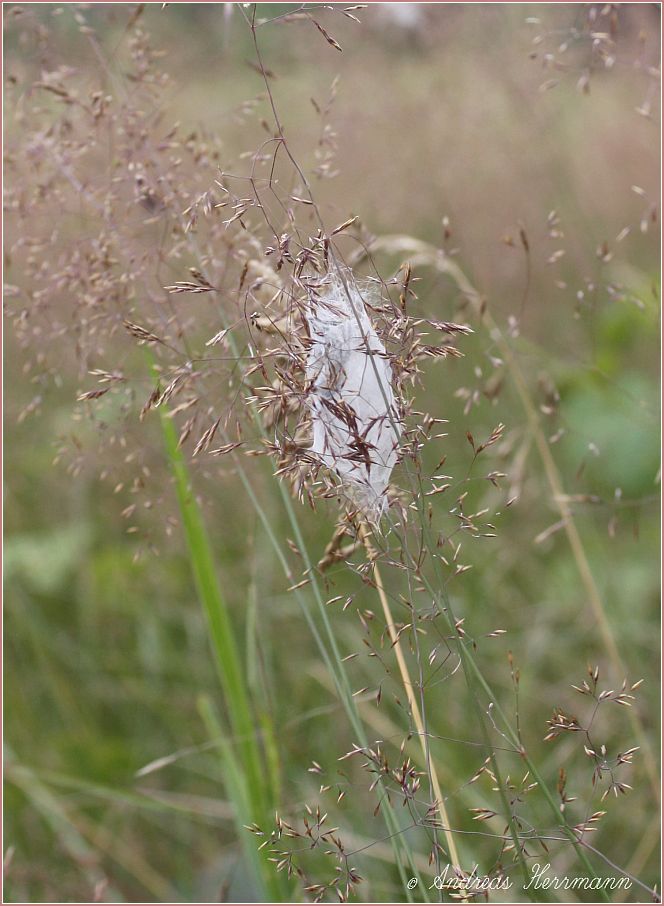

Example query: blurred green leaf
[4,524,91,595]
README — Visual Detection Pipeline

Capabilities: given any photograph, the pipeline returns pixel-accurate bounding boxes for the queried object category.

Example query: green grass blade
[157,398,294,901]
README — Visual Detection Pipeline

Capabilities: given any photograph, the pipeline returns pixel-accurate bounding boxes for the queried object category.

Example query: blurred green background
[3,3,660,903]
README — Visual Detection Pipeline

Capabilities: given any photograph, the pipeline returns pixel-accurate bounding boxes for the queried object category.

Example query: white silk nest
[305,273,400,521]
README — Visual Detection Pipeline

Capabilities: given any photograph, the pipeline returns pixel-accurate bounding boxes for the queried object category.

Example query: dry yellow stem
[358,522,466,892]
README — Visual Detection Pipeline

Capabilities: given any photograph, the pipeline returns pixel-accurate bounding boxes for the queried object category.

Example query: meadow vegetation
[3,4,660,902]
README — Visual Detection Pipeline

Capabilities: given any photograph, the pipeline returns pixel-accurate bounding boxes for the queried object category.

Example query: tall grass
[156,379,293,902]
[4,3,659,903]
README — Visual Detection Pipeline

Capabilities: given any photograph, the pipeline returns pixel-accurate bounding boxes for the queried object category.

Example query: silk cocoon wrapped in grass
[305,273,399,520]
